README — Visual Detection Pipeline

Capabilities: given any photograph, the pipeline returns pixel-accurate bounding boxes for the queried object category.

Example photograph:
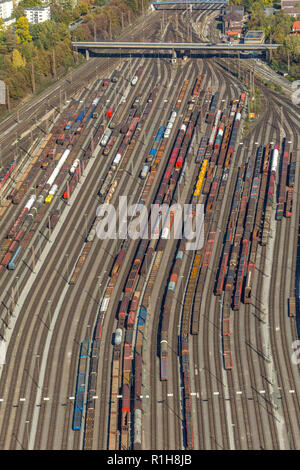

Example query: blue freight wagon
[80,340,89,359]
[72,391,85,430]
[138,306,147,326]
[155,126,166,143]
[76,110,86,123]
[72,340,89,431]
[72,408,83,431]
[7,246,22,270]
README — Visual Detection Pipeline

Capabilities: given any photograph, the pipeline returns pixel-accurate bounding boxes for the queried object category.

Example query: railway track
[208,57,300,449]
[0,56,167,449]
[267,100,300,449]
[1,6,300,451]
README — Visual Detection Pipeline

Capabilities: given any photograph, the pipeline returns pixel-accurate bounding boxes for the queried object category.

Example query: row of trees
[72,0,151,42]
[0,0,150,114]
[229,0,300,79]
[0,14,78,103]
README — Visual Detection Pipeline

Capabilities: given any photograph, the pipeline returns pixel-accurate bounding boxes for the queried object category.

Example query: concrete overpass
[72,41,282,60]
[152,0,227,10]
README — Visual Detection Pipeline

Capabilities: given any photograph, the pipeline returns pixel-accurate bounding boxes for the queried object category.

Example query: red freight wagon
[56,133,65,145]
[2,252,12,267]
[119,295,130,322]
[223,318,230,336]
[106,107,113,118]
[176,156,183,168]
[127,311,135,329]
[122,384,130,413]
[224,350,233,370]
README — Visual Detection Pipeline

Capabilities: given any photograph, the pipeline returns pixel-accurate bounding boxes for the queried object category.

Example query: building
[222,5,244,39]
[292,20,300,32]
[24,5,51,24]
[244,30,265,44]
[0,0,14,21]
[281,0,300,16]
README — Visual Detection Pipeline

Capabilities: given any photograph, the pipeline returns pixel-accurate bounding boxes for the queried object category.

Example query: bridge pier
[85,49,89,61]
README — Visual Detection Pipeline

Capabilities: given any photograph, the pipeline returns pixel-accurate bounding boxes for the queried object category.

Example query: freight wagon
[7,246,22,270]
[100,129,112,147]
[140,165,149,179]
[106,107,113,118]
[288,151,297,188]
[224,350,233,370]
[195,136,208,163]
[0,161,15,189]
[276,143,289,221]
[48,211,59,229]
[131,76,138,86]
[285,189,293,217]
[289,297,296,317]
[72,340,89,431]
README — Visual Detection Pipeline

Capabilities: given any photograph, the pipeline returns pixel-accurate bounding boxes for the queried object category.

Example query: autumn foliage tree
[16,16,32,44]
[0,0,152,113]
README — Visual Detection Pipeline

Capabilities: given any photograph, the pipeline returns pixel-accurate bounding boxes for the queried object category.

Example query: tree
[12,5,26,20]
[285,34,300,59]
[0,19,6,48]
[12,49,26,67]
[15,17,32,44]
[19,0,42,7]
[78,0,90,15]
[30,21,70,49]
[50,3,73,24]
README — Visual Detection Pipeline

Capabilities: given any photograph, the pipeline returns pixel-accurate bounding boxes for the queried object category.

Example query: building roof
[283,6,300,14]
[223,5,244,22]
[24,5,50,10]
[245,30,265,39]
[282,0,300,4]
[292,20,300,29]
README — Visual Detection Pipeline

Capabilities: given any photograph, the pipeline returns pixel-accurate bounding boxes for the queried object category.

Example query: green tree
[284,34,300,58]
[12,5,26,20]
[19,0,42,7]
[30,20,70,49]
[50,3,73,24]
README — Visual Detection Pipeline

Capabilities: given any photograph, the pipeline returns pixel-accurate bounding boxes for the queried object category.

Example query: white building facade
[24,5,50,24]
[0,0,14,21]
